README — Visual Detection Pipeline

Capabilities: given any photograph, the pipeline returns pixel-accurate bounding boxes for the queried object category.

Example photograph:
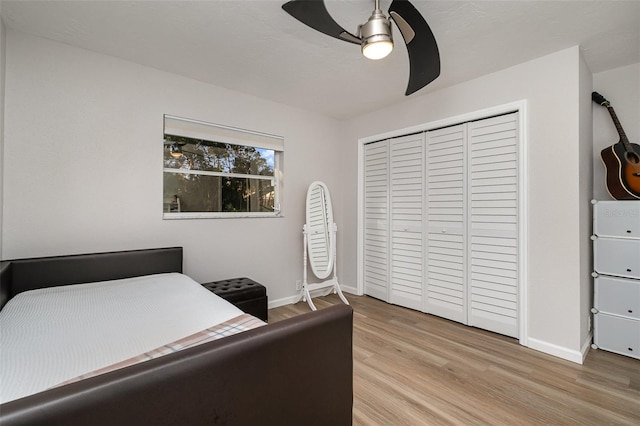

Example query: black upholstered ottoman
[202,278,268,322]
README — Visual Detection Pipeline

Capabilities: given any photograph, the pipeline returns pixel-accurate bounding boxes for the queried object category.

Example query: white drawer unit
[592,314,640,359]
[593,237,640,280]
[591,200,640,360]
[594,275,639,320]
[593,200,640,238]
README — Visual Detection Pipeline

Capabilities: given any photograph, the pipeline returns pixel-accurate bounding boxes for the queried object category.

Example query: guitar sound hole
[626,152,640,164]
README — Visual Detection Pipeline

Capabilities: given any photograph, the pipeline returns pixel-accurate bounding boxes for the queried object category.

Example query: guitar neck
[605,105,633,151]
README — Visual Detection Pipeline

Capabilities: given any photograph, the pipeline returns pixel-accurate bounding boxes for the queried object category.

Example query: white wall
[340,47,592,362]
[0,16,6,260]
[2,30,345,306]
[578,53,594,354]
[592,63,640,201]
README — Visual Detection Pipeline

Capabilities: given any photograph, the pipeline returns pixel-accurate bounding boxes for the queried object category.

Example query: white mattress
[0,273,243,404]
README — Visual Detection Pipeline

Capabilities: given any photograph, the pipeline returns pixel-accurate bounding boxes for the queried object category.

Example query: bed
[0,247,353,425]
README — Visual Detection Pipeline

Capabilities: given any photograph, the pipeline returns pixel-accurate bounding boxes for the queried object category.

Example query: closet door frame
[357,100,529,347]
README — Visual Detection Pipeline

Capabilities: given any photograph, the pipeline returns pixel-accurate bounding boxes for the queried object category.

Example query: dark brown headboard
[0,247,183,310]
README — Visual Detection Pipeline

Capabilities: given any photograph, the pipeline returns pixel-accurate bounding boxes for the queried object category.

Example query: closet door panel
[425,125,467,322]
[468,113,519,338]
[389,134,425,310]
[363,142,389,301]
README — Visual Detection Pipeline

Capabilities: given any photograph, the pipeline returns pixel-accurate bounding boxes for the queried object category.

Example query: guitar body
[600,141,640,200]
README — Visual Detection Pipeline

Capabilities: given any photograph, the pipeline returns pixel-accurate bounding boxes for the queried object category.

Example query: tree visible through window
[163,116,282,217]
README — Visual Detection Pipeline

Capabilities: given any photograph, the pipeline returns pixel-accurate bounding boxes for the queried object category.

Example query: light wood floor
[268,294,640,425]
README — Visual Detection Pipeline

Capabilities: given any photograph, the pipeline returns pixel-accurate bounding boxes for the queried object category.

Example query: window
[163,115,283,218]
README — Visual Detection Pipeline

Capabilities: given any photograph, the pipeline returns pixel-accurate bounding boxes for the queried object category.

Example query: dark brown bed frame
[0,247,353,425]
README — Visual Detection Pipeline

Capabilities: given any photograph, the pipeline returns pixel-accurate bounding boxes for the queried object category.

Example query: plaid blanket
[56,313,265,387]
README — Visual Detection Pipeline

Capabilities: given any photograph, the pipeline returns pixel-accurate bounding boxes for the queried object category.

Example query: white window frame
[163,115,283,219]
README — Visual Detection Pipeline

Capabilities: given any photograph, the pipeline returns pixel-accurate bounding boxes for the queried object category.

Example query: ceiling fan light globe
[362,38,393,60]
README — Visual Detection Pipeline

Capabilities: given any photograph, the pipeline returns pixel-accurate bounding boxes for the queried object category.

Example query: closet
[363,112,520,338]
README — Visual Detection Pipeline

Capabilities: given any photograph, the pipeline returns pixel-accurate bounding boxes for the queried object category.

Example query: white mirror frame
[305,181,334,280]
[299,181,349,311]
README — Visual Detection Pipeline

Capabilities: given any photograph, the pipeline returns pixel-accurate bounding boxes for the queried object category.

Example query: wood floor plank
[268,295,640,425]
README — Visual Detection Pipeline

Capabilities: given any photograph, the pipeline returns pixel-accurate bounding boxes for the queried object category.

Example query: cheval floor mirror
[300,181,349,310]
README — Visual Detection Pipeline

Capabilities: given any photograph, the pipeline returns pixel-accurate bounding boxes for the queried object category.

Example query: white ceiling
[1,0,639,120]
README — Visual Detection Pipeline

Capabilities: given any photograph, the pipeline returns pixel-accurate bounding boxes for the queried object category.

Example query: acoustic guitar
[592,91,640,200]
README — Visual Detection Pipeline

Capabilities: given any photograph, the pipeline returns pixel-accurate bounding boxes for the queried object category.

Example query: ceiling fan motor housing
[359,9,393,58]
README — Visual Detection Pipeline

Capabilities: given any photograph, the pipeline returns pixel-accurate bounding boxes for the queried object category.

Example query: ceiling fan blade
[282,0,361,45]
[389,0,440,95]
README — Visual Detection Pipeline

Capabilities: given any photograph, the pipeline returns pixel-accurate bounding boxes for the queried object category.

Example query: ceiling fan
[282,0,440,96]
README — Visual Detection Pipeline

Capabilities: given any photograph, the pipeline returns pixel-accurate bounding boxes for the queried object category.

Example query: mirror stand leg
[303,285,317,311]
[334,283,350,306]
[297,227,312,307]
[330,230,349,306]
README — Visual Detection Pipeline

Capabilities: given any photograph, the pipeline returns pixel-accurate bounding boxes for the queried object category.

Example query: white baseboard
[527,337,588,364]
[340,283,359,295]
[268,295,299,309]
[267,282,358,310]
[580,331,594,363]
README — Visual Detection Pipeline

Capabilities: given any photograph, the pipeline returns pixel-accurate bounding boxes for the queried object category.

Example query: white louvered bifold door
[467,113,519,338]
[361,111,521,337]
[424,125,468,323]
[389,134,425,310]
[363,141,390,301]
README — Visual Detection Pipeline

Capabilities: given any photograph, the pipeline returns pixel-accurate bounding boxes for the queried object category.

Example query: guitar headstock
[592,91,610,107]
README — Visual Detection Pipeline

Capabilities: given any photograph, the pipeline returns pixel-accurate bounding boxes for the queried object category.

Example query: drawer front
[593,200,640,239]
[594,276,640,319]
[593,313,640,360]
[593,237,640,279]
